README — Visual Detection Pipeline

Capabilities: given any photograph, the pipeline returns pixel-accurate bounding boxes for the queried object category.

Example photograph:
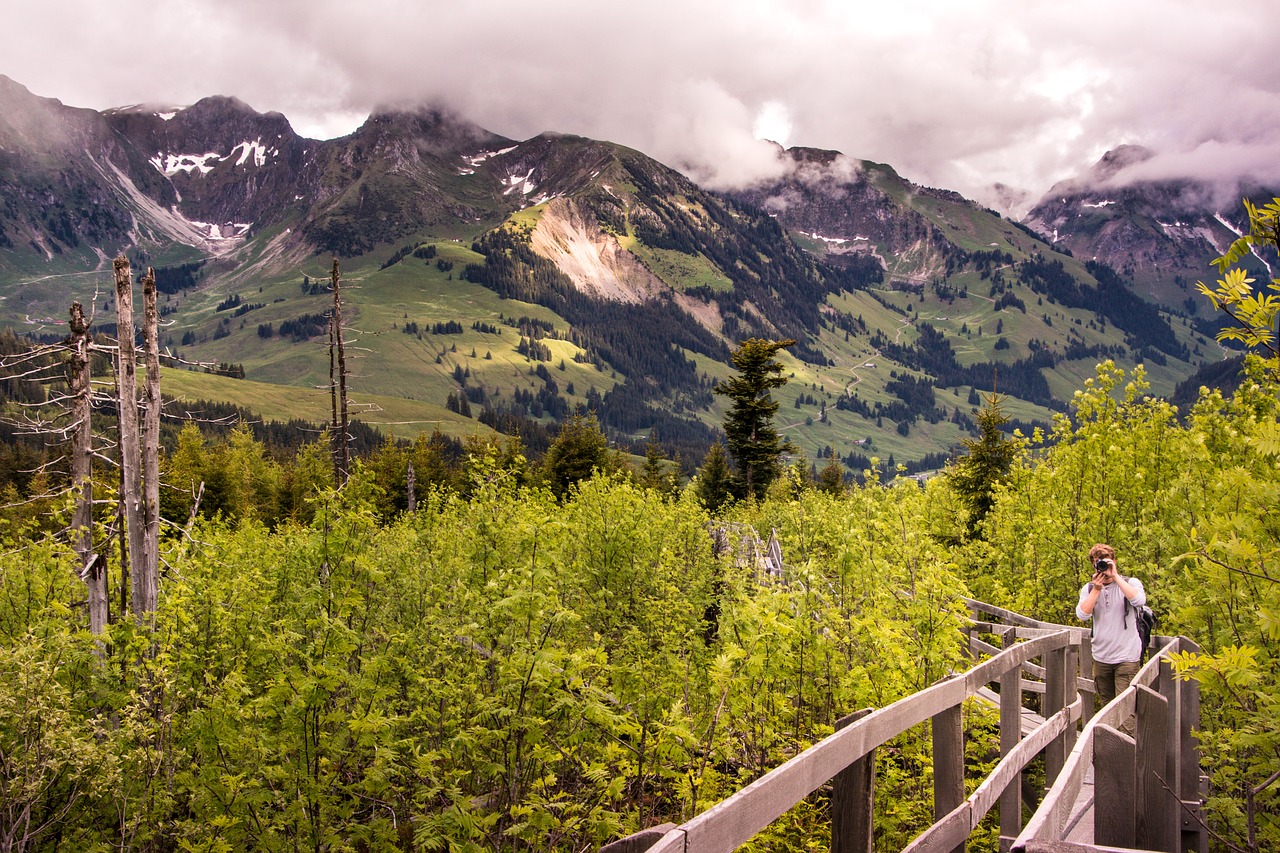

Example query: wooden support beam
[1043,645,1068,787]
[832,708,875,853]
[1079,635,1096,721]
[999,626,1023,842]
[932,701,965,853]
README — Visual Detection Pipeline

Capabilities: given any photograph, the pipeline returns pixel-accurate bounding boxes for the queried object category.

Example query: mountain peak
[1090,144,1156,183]
[360,103,512,156]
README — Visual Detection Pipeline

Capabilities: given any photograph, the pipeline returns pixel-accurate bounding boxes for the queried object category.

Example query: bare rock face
[726,147,957,282]
[1023,146,1275,298]
[530,197,663,304]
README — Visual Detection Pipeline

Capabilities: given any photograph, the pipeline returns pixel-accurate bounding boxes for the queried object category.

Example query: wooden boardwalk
[602,599,1205,853]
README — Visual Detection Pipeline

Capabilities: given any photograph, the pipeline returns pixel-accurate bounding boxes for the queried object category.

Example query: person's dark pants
[1094,660,1141,732]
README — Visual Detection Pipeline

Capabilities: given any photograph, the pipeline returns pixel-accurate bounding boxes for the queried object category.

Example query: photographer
[1075,543,1146,715]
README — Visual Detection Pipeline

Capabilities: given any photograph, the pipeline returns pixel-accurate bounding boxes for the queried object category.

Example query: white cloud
[5,0,1279,208]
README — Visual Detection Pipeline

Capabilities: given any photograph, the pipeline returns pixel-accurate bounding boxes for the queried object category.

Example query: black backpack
[1126,599,1157,661]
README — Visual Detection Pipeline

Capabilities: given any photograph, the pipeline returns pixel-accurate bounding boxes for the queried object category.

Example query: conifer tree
[543,412,608,499]
[694,440,734,512]
[947,390,1019,537]
[715,338,796,499]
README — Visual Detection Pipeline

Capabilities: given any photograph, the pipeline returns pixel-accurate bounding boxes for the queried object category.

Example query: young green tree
[694,440,734,513]
[714,338,796,500]
[542,412,609,499]
[946,391,1021,538]
[640,430,676,496]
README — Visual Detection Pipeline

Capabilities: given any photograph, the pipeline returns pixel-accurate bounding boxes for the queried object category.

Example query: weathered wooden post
[1043,643,1068,787]
[1080,635,1096,720]
[1095,724,1137,847]
[1177,640,1206,853]
[999,626,1023,843]
[831,708,875,853]
[1135,685,1173,851]
[932,698,965,853]
[1063,640,1080,758]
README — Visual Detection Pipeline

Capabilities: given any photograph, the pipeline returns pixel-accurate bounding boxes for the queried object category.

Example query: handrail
[1015,635,1198,853]
[603,601,1201,853]
[609,626,1076,853]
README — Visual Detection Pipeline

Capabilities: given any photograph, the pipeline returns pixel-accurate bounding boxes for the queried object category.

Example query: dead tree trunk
[406,461,416,512]
[113,257,153,621]
[329,299,339,484]
[140,268,160,614]
[330,258,350,484]
[68,301,107,644]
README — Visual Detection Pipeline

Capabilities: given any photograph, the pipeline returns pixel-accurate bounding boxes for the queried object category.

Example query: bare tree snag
[406,461,416,513]
[114,257,151,621]
[329,307,339,485]
[330,258,350,484]
[68,301,107,646]
[140,268,160,614]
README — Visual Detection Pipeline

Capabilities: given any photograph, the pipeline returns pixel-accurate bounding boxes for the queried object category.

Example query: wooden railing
[602,599,1204,853]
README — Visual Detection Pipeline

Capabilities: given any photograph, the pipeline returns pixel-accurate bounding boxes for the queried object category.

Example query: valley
[0,73,1266,476]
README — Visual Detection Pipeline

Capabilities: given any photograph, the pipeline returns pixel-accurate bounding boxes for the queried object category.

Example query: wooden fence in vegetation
[603,599,1205,853]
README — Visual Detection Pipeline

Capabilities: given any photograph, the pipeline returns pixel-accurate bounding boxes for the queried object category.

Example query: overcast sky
[7,0,1279,213]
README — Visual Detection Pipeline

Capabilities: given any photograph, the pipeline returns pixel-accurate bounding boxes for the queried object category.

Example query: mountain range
[1,74,1274,474]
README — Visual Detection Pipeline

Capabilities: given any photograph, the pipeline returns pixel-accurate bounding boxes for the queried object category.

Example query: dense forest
[1,203,1278,852]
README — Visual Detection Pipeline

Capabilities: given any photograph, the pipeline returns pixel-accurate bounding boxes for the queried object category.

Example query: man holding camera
[1075,543,1147,711]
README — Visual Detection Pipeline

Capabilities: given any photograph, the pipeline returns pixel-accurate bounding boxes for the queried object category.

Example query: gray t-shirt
[1076,577,1147,664]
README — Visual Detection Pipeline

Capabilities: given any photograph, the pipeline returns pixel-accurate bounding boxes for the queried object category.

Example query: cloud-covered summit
[7,0,1279,211]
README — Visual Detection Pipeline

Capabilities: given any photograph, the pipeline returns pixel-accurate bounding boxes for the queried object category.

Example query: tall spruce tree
[715,338,796,500]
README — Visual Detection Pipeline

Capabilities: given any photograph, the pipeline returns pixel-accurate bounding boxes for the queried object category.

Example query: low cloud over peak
[7,0,1279,211]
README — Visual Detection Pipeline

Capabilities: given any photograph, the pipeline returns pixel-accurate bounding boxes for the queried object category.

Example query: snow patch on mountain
[463,146,517,168]
[232,139,276,167]
[1215,213,1277,277]
[190,221,252,241]
[1214,212,1242,237]
[152,152,222,176]
[802,231,861,245]
[504,168,536,196]
[149,139,277,176]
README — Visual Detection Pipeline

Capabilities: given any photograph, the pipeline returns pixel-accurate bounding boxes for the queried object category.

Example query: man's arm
[1116,575,1146,607]
[1076,581,1102,620]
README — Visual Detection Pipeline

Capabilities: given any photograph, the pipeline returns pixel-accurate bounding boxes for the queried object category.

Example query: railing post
[1043,644,1068,787]
[1177,640,1206,853]
[1080,635,1096,720]
[1159,654,1181,829]
[1095,724,1137,848]
[999,626,1023,844]
[932,699,965,853]
[832,708,875,853]
[1063,639,1079,758]
[1136,685,1174,852]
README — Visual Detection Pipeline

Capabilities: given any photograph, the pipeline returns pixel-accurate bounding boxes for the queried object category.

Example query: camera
[1094,558,1113,572]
